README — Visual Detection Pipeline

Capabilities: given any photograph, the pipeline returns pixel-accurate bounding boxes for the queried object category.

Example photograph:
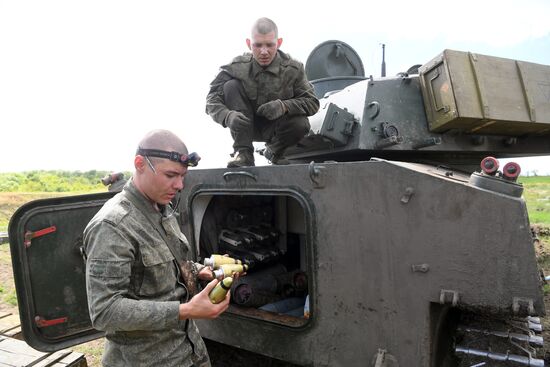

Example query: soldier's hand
[198,267,215,281]
[225,111,251,130]
[178,279,230,320]
[257,100,287,120]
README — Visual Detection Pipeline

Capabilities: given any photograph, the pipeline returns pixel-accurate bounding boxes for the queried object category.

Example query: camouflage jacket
[205,50,319,127]
[83,179,208,367]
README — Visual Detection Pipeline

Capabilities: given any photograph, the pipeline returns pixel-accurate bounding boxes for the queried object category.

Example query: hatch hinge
[513,297,535,316]
[34,315,68,328]
[400,187,414,204]
[308,162,326,189]
[24,226,57,248]
[439,289,459,307]
[411,263,429,273]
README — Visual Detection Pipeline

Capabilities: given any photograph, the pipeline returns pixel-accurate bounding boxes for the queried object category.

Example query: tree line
[0,170,131,192]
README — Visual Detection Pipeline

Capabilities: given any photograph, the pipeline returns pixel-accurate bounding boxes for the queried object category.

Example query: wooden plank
[0,336,86,367]
[0,312,22,339]
[0,337,48,366]
[31,350,87,367]
[0,314,19,333]
[0,313,86,366]
[3,326,21,339]
[48,352,87,367]
[32,350,71,366]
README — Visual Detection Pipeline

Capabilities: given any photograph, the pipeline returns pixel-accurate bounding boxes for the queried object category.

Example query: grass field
[520,176,550,224]
[0,175,549,364]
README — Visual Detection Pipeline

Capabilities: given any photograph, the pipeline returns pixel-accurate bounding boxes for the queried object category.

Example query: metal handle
[367,101,380,119]
[308,162,326,188]
[223,171,257,181]
[327,110,339,131]
[428,67,448,113]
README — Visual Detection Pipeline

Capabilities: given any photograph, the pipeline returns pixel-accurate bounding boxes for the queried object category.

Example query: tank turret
[287,41,550,172]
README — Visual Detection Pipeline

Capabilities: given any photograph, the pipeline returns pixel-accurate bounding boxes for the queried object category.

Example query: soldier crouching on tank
[205,17,320,167]
[83,129,228,367]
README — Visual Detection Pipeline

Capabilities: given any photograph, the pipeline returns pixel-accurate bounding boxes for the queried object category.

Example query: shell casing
[204,254,242,268]
[218,264,248,278]
[213,264,248,279]
[209,277,234,304]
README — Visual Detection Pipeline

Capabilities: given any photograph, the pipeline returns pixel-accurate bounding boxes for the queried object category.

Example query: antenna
[381,43,386,77]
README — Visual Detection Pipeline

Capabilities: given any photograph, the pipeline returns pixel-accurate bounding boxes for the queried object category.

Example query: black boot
[263,147,290,165]
[227,150,255,168]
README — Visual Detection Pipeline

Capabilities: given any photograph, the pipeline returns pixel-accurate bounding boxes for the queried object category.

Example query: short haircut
[252,17,278,38]
[137,129,188,164]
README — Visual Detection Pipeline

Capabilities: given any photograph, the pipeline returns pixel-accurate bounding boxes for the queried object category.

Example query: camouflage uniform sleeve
[282,65,320,117]
[177,225,206,274]
[193,262,206,273]
[205,69,234,127]
[84,222,180,331]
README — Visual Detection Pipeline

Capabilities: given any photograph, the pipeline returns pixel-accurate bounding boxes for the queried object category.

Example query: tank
[7,41,550,366]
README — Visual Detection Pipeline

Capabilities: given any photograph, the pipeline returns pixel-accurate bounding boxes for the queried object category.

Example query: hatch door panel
[8,192,114,351]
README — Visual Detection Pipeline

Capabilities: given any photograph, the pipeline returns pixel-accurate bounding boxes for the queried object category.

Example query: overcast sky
[1,0,549,174]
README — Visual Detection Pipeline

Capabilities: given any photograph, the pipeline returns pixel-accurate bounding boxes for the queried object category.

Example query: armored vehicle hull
[8,158,545,366]
[180,160,545,366]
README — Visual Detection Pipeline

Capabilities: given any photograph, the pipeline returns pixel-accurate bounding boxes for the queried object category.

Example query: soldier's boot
[272,156,290,165]
[263,147,290,165]
[227,149,255,168]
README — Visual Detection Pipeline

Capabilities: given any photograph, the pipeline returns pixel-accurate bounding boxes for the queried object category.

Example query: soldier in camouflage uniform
[83,129,229,367]
[206,17,320,167]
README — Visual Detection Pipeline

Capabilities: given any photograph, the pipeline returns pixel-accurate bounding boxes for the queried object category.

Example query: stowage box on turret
[7,41,550,366]
[419,49,550,135]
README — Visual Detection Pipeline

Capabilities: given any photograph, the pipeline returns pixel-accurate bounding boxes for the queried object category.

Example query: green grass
[0,247,10,264]
[519,176,550,184]
[0,246,17,307]
[4,290,17,307]
[531,212,550,224]
[519,176,550,226]
[72,338,105,367]
[0,171,129,193]
[0,170,128,231]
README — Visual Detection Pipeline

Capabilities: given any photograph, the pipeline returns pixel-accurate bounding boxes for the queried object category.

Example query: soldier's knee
[229,118,253,135]
[223,79,244,95]
[286,116,311,136]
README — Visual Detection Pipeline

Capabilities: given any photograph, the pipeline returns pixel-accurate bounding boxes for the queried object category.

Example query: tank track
[453,313,545,366]
[206,313,546,366]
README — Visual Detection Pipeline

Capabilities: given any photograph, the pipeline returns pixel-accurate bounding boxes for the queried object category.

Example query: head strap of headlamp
[136,148,201,167]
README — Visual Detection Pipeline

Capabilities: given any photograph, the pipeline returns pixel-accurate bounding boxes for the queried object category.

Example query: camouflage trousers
[191,352,211,367]
[223,79,310,155]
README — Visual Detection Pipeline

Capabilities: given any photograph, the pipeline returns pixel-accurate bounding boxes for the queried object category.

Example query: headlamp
[136,148,201,167]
